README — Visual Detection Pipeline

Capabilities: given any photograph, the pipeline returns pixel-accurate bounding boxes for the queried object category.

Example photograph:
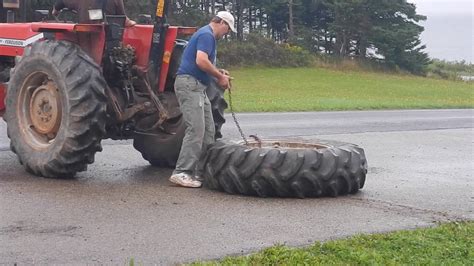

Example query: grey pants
[173,75,215,176]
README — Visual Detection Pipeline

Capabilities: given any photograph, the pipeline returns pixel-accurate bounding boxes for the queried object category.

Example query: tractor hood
[0,23,43,56]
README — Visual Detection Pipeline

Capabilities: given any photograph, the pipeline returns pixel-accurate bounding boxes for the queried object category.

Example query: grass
[191,221,474,265]
[228,67,474,112]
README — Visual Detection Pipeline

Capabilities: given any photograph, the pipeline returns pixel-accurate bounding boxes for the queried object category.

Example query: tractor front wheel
[4,40,107,178]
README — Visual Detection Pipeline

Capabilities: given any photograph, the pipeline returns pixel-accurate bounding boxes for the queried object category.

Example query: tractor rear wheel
[133,114,185,167]
[133,82,228,167]
[133,40,228,167]
[206,80,228,139]
[201,140,368,198]
[4,40,107,178]
[167,40,227,139]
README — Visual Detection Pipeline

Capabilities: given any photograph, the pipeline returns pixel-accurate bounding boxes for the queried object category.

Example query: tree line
[27,0,430,74]
[164,0,429,74]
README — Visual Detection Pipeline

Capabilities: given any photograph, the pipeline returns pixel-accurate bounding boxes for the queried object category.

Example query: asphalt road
[1,109,473,264]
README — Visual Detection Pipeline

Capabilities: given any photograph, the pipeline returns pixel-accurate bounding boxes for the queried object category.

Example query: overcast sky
[409,0,473,15]
[408,0,473,62]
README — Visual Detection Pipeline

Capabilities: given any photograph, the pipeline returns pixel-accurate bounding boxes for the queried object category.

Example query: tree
[366,0,429,73]
[288,0,294,39]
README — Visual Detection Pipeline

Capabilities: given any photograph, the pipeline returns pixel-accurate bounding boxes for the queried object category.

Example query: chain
[227,87,249,146]
[226,78,262,147]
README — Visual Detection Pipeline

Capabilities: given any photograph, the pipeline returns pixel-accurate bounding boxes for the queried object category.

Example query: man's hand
[218,69,232,89]
[125,17,137,27]
[219,69,230,76]
[217,73,231,90]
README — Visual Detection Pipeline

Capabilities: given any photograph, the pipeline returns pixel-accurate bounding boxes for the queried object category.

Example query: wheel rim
[18,71,62,149]
[245,140,330,150]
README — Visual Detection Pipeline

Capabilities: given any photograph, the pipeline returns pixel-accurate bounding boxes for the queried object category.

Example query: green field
[191,222,473,265]
[228,68,473,112]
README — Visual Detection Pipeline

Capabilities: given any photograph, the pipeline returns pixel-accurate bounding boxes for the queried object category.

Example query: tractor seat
[105,15,126,28]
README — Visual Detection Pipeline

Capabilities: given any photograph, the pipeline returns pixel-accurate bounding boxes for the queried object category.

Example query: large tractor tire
[201,140,368,198]
[3,40,107,178]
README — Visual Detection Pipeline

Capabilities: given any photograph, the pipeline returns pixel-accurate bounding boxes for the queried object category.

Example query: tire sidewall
[6,54,70,166]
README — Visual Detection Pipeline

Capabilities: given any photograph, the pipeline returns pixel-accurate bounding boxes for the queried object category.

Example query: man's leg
[195,92,216,179]
[171,75,206,187]
[203,93,216,149]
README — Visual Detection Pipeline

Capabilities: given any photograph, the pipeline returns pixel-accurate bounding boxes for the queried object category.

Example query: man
[170,11,235,188]
[52,0,136,26]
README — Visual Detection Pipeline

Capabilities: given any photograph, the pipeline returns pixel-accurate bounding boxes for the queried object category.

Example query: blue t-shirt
[177,25,216,86]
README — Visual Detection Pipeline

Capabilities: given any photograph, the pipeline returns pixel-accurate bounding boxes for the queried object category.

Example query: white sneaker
[169,173,202,188]
[195,175,204,182]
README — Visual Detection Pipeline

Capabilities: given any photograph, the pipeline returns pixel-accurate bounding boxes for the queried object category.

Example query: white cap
[216,11,236,33]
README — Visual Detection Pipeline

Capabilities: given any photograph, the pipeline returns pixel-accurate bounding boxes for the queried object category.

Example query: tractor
[0,0,227,178]
[0,0,368,198]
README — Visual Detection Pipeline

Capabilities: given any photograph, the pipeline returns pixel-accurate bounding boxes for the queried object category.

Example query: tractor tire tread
[201,140,368,198]
[4,40,107,178]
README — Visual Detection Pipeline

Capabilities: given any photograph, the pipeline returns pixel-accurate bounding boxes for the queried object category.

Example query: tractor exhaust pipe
[148,0,169,90]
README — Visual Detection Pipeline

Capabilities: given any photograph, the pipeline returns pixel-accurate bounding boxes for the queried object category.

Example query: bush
[217,34,315,68]
[426,60,474,81]
[217,34,400,75]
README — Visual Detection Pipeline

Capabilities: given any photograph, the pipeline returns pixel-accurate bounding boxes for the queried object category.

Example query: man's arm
[195,33,230,89]
[196,51,230,89]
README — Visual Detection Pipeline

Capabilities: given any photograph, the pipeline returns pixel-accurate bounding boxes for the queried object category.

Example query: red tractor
[0,1,368,198]
[0,0,227,178]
